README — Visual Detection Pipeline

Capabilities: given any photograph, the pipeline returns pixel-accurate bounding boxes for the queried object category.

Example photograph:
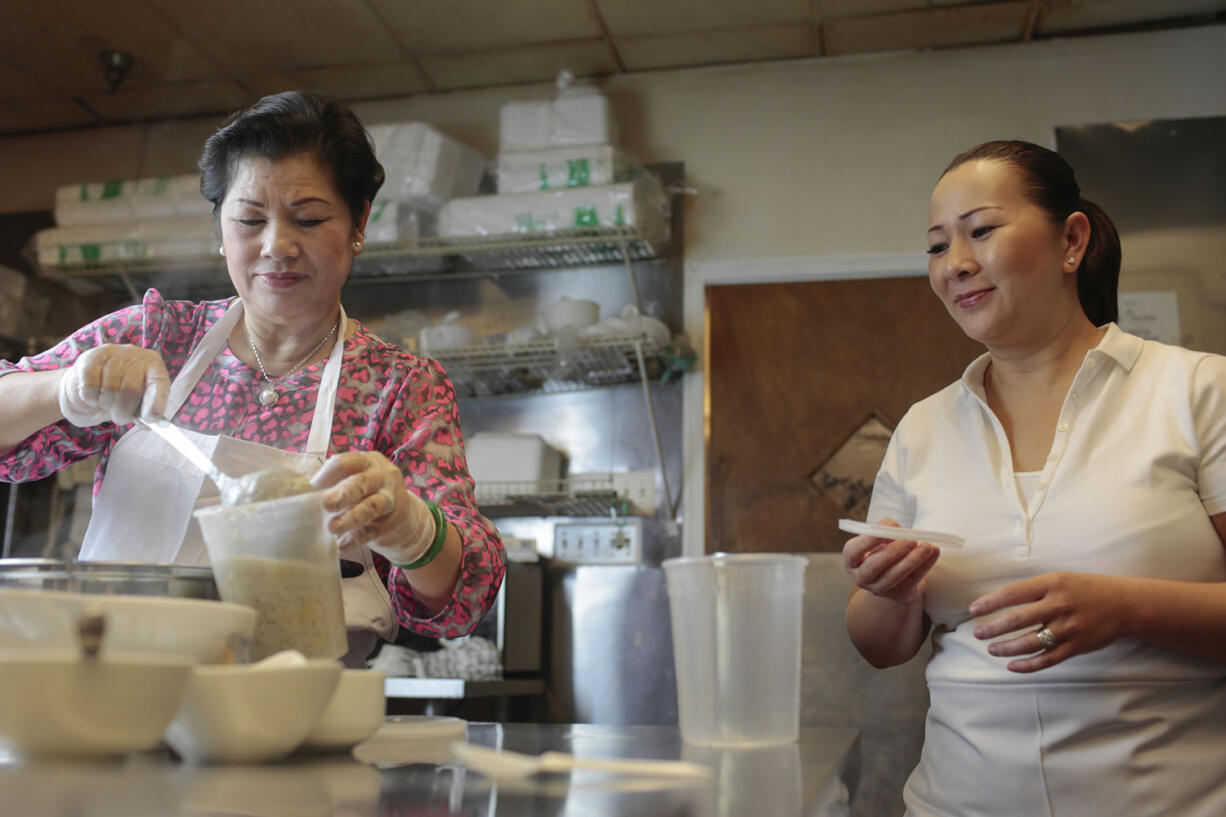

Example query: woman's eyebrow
[928,205,1003,233]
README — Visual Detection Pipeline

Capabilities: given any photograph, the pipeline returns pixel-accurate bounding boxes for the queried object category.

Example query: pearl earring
[218,245,225,257]
[352,239,363,253]
[1067,257,1076,265]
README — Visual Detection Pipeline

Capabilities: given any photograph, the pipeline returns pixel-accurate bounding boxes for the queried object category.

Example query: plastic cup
[194,491,348,661]
[662,553,808,747]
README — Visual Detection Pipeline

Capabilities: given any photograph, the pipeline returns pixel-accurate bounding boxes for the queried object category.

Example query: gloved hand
[311,451,438,565]
[57,344,171,427]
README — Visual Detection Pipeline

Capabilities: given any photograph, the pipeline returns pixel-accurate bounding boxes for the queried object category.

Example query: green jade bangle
[395,499,448,571]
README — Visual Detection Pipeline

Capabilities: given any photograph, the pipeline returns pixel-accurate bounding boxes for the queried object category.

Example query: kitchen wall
[2,25,1223,267]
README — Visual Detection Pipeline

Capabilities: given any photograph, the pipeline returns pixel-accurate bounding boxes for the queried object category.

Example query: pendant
[259,385,278,406]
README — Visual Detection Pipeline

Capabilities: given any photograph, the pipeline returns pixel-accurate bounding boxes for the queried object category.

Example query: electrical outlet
[553,519,642,564]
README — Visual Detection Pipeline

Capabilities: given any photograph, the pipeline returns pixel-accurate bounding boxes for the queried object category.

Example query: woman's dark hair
[198,91,384,226]
[942,140,1121,326]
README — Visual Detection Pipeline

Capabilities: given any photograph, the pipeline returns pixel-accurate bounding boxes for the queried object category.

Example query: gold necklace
[248,317,339,407]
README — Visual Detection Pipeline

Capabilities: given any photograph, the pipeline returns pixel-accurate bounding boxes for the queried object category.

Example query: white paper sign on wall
[1118,290,1181,346]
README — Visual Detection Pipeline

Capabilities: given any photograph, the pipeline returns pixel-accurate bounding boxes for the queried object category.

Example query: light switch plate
[553,519,643,565]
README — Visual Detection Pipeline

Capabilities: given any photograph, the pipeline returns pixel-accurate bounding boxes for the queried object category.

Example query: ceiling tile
[813,0,926,19]
[616,24,818,71]
[822,1,1029,55]
[149,0,404,75]
[0,98,100,135]
[1036,0,1226,35]
[368,0,603,53]
[245,61,433,101]
[418,40,620,91]
[594,0,812,37]
[0,0,220,95]
[79,81,252,123]
[0,64,63,101]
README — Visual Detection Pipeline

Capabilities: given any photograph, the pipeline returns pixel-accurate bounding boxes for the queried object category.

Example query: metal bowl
[0,560,218,600]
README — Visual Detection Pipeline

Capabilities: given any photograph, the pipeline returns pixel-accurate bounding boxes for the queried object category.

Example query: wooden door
[705,277,984,554]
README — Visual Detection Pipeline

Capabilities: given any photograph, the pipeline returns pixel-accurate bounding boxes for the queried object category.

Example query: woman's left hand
[311,451,435,563]
[968,572,1134,673]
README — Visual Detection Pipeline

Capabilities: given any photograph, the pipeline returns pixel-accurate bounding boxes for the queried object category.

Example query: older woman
[0,92,504,665]
[843,140,1226,815]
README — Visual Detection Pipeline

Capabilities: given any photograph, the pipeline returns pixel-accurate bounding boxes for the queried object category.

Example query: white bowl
[301,669,386,752]
[164,660,342,763]
[0,649,195,758]
[419,324,477,352]
[0,588,256,664]
[540,297,599,333]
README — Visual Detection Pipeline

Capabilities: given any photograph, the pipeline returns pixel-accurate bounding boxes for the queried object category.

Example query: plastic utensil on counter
[451,742,714,780]
[837,519,965,549]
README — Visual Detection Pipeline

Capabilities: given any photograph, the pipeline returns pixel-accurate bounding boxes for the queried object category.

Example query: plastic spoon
[452,742,714,781]
[140,418,307,506]
[140,418,243,500]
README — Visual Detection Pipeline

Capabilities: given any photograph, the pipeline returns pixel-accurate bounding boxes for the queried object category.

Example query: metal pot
[0,559,218,599]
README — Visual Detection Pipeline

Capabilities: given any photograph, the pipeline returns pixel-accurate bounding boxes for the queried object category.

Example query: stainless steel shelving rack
[34,223,683,519]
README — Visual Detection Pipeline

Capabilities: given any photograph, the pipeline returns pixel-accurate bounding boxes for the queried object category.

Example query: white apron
[905,674,1226,817]
[79,299,397,666]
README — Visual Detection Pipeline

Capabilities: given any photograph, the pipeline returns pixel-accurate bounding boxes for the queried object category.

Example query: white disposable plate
[837,519,965,548]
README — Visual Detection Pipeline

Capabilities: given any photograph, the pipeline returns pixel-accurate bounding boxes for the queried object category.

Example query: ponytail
[1075,198,1121,326]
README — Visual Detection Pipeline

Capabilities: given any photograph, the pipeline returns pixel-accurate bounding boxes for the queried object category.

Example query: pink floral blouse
[0,289,505,638]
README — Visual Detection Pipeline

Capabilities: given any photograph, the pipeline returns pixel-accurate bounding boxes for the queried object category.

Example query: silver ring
[1036,626,1058,651]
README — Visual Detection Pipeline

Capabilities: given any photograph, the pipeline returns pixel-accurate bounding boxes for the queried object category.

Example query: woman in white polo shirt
[843,140,1226,816]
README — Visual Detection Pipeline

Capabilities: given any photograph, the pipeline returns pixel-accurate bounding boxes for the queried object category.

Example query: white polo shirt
[868,323,1226,684]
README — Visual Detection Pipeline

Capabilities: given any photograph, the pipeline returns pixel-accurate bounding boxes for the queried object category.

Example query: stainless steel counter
[0,721,859,816]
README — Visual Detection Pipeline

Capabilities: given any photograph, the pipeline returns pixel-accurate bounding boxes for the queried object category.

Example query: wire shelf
[36,226,664,289]
[474,471,655,518]
[426,334,664,399]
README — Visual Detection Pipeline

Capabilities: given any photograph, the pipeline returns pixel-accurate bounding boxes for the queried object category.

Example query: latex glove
[58,344,171,427]
[842,518,941,604]
[311,451,437,565]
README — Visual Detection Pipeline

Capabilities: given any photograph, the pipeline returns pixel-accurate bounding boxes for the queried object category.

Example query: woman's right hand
[57,344,171,427]
[843,518,941,604]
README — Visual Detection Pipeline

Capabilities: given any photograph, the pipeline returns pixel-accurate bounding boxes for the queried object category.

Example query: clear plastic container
[662,553,808,747]
[194,491,347,661]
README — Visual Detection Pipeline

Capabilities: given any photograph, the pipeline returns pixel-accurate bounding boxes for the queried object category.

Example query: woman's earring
[1067,257,1076,266]
[218,245,225,257]
[352,239,363,253]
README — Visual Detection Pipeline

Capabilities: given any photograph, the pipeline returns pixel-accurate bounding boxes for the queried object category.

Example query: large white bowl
[164,660,342,763]
[0,587,256,664]
[0,649,195,758]
[301,669,386,752]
